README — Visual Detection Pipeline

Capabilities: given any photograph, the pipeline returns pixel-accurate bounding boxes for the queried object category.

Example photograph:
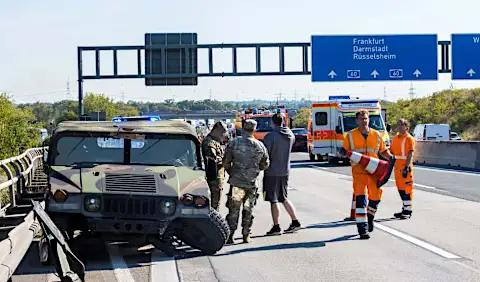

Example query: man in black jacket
[262,113,302,235]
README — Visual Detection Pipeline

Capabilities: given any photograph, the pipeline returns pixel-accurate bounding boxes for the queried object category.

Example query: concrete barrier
[414,140,480,171]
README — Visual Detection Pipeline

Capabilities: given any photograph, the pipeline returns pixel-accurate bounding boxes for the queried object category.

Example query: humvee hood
[50,165,209,198]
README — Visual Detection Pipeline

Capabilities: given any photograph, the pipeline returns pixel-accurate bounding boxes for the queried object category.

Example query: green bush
[0,93,41,160]
[385,88,480,140]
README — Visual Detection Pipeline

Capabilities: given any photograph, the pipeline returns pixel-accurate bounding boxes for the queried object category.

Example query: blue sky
[1,0,480,104]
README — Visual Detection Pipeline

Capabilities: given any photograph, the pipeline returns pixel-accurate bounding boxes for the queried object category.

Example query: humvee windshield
[52,135,197,167]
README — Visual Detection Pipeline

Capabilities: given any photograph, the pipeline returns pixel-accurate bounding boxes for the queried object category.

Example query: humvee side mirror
[41,140,51,171]
[335,125,342,134]
[386,124,392,132]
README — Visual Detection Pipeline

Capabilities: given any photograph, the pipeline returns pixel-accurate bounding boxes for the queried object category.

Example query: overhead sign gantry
[77,32,469,119]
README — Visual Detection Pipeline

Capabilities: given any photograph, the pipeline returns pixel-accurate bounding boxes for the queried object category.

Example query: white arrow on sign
[467,68,476,77]
[328,70,337,79]
[413,69,422,78]
[371,70,379,78]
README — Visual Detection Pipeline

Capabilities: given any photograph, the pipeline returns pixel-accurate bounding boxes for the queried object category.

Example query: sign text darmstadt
[451,33,480,80]
[311,34,438,82]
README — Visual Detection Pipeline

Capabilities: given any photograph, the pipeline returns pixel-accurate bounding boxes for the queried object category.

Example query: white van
[412,124,451,141]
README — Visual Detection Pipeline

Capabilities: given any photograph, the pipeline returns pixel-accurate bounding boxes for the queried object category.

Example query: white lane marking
[452,260,480,275]
[308,165,329,170]
[46,272,60,282]
[331,188,461,260]
[150,250,180,282]
[387,179,437,190]
[415,165,480,176]
[374,223,461,259]
[106,244,136,282]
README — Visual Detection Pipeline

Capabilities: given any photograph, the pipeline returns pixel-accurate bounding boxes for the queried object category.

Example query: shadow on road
[213,234,358,256]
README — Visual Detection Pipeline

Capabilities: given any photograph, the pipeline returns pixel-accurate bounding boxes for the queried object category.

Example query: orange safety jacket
[342,128,387,175]
[390,133,415,169]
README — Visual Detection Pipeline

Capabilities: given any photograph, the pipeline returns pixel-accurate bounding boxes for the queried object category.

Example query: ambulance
[307,96,391,164]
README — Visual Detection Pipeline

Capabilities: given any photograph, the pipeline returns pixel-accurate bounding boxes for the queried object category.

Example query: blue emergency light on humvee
[112,115,161,122]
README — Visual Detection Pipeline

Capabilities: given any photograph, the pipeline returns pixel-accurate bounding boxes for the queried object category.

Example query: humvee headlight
[194,196,207,208]
[159,199,176,216]
[181,194,194,206]
[53,190,68,203]
[84,196,101,212]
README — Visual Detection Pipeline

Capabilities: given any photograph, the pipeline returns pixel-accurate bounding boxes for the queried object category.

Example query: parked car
[291,128,308,152]
[450,131,462,141]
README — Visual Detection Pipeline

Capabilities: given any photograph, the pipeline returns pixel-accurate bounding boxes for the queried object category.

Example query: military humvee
[41,119,230,259]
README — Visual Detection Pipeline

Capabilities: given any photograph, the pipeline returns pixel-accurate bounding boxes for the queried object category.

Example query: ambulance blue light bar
[112,116,161,122]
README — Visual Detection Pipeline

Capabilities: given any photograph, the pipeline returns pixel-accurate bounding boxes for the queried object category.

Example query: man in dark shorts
[262,113,301,235]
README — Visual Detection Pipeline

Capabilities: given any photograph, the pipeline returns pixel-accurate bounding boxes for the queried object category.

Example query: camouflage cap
[212,121,227,132]
[243,119,257,132]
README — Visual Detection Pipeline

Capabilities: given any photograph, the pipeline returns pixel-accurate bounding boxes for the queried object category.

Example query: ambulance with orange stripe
[307,96,391,164]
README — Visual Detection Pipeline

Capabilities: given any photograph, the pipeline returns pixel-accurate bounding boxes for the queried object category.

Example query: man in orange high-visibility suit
[389,118,415,219]
[340,109,393,239]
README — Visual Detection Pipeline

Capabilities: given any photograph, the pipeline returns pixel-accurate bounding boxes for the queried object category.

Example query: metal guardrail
[0,210,41,281]
[0,147,45,213]
[0,147,46,282]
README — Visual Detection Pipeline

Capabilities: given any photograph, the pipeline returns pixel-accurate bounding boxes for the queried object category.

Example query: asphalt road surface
[11,153,480,281]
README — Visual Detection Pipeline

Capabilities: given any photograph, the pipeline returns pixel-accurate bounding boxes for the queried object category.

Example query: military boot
[226,234,235,245]
[242,234,252,243]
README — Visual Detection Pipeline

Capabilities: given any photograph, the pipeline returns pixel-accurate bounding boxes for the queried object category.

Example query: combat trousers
[394,167,414,213]
[207,178,224,211]
[225,185,259,236]
[353,173,383,235]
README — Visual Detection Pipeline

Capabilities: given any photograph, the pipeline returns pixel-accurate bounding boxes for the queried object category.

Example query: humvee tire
[174,208,230,255]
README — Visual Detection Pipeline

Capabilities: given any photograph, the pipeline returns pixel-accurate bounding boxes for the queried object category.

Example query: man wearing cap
[202,121,228,211]
[223,119,270,244]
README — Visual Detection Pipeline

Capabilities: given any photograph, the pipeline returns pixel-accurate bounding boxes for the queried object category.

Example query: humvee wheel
[173,208,230,255]
[39,237,51,266]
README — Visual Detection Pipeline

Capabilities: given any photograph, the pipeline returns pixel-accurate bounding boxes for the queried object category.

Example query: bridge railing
[0,147,46,282]
[0,147,46,213]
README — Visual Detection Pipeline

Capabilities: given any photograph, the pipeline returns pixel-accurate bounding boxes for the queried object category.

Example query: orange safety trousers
[394,164,414,212]
[351,173,383,234]
[348,173,383,216]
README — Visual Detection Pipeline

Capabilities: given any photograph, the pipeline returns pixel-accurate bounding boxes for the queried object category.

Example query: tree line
[1,88,479,161]
[0,93,43,160]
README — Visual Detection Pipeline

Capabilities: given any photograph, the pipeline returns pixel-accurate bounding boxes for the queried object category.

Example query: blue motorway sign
[451,34,480,80]
[311,34,438,82]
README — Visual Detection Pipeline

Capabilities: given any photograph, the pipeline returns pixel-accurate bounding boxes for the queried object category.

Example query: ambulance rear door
[311,103,336,156]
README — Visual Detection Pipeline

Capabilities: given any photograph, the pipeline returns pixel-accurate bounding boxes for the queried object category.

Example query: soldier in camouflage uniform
[202,121,228,211]
[222,119,270,244]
